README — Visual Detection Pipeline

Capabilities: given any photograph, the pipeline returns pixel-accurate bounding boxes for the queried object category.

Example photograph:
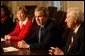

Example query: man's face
[1,8,5,17]
[65,11,75,28]
[34,11,47,26]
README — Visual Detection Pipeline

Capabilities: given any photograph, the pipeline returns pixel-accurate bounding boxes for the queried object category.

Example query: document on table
[3,46,19,52]
[1,38,5,41]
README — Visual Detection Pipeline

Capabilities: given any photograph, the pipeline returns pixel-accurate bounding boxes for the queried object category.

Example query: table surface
[1,40,49,55]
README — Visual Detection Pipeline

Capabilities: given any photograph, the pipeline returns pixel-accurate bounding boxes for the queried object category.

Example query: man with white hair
[49,8,84,55]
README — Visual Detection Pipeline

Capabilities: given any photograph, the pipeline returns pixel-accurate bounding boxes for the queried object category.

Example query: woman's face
[16,10,26,21]
[1,8,5,17]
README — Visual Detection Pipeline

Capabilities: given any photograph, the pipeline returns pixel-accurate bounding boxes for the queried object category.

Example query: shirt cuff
[27,45,29,48]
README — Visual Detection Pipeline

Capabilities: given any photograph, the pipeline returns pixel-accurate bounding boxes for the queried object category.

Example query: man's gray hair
[67,7,84,23]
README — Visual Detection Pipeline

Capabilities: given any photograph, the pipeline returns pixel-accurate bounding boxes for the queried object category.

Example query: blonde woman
[5,6,34,41]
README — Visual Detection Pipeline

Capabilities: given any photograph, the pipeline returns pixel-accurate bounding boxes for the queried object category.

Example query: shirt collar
[74,24,81,34]
[40,25,44,28]
[19,18,28,25]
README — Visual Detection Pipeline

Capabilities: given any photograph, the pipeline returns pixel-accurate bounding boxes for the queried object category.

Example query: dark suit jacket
[24,19,62,50]
[64,23,84,55]
[0,16,15,37]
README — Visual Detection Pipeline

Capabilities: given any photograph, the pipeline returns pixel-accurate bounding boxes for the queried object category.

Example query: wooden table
[1,40,49,55]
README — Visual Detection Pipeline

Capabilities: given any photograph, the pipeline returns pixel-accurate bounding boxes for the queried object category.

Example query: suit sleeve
[69,27,84,55]
[24,29,37,43]
[29,24,62,50]
[64,24,84,55]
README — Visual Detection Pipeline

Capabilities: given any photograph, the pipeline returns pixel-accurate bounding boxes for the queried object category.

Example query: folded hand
[49,47,64,55]
[4,35,11,40]
[17,40,29,48]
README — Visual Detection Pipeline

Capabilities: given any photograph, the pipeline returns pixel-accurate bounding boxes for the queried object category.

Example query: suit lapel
[64,29,73,52]
[40,27,48,42]
[70,25,81,51]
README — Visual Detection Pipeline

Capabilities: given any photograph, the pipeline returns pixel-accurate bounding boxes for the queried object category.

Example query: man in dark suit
[1,5,15,38]
[17,6,62,50]
[49,8,84,55]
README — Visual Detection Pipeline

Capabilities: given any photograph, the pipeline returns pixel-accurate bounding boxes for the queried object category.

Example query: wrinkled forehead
[67,11,74,17]
[67,9,74,14]
[67,8,80,15]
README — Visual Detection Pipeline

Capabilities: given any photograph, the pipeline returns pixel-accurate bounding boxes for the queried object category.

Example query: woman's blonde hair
[16,6,28,17]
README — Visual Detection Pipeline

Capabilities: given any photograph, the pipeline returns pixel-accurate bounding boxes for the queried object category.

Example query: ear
[74,17,78,23]
[73,20,77,25]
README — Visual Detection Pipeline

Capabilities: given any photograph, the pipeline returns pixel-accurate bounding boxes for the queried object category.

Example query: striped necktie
[38,27,43,43]
[67,32,75,52]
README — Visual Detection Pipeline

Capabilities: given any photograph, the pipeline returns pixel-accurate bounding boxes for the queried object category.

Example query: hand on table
[49,47,64,55]
[18,40,29,49]
[4,35,11,40]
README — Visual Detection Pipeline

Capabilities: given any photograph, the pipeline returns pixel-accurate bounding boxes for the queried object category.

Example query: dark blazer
[0,16,15,37]
[24,19,62,50]
[64,23,84,55]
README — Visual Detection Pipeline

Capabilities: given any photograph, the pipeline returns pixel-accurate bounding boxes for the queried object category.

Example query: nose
[19,14,21,17]
[65,18,67,23]
[35,17,39,21]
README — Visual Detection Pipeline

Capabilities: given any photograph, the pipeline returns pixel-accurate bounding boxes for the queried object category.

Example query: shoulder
[47,19,57,27]
[45,19,58,30]
[77,23,84,40]
[27,19,33,24]
[78,23,84,33]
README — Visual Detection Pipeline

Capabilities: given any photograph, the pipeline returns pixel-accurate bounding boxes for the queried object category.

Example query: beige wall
[67,1,84,12]
[16,1,48,6]
[1,1,84,18]
[2,1,84,12]
[60,1,67,12]
[1,1,48,19]
[61,1,84,12]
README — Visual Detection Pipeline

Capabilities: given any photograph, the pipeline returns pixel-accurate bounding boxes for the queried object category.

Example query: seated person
[49,8,84,55]
[17,6,62,50]
[1,5,15,37]
[4,6,34,41]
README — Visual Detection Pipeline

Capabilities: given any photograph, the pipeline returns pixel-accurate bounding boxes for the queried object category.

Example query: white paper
[1,38,5,41]
[3,46,19,52]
